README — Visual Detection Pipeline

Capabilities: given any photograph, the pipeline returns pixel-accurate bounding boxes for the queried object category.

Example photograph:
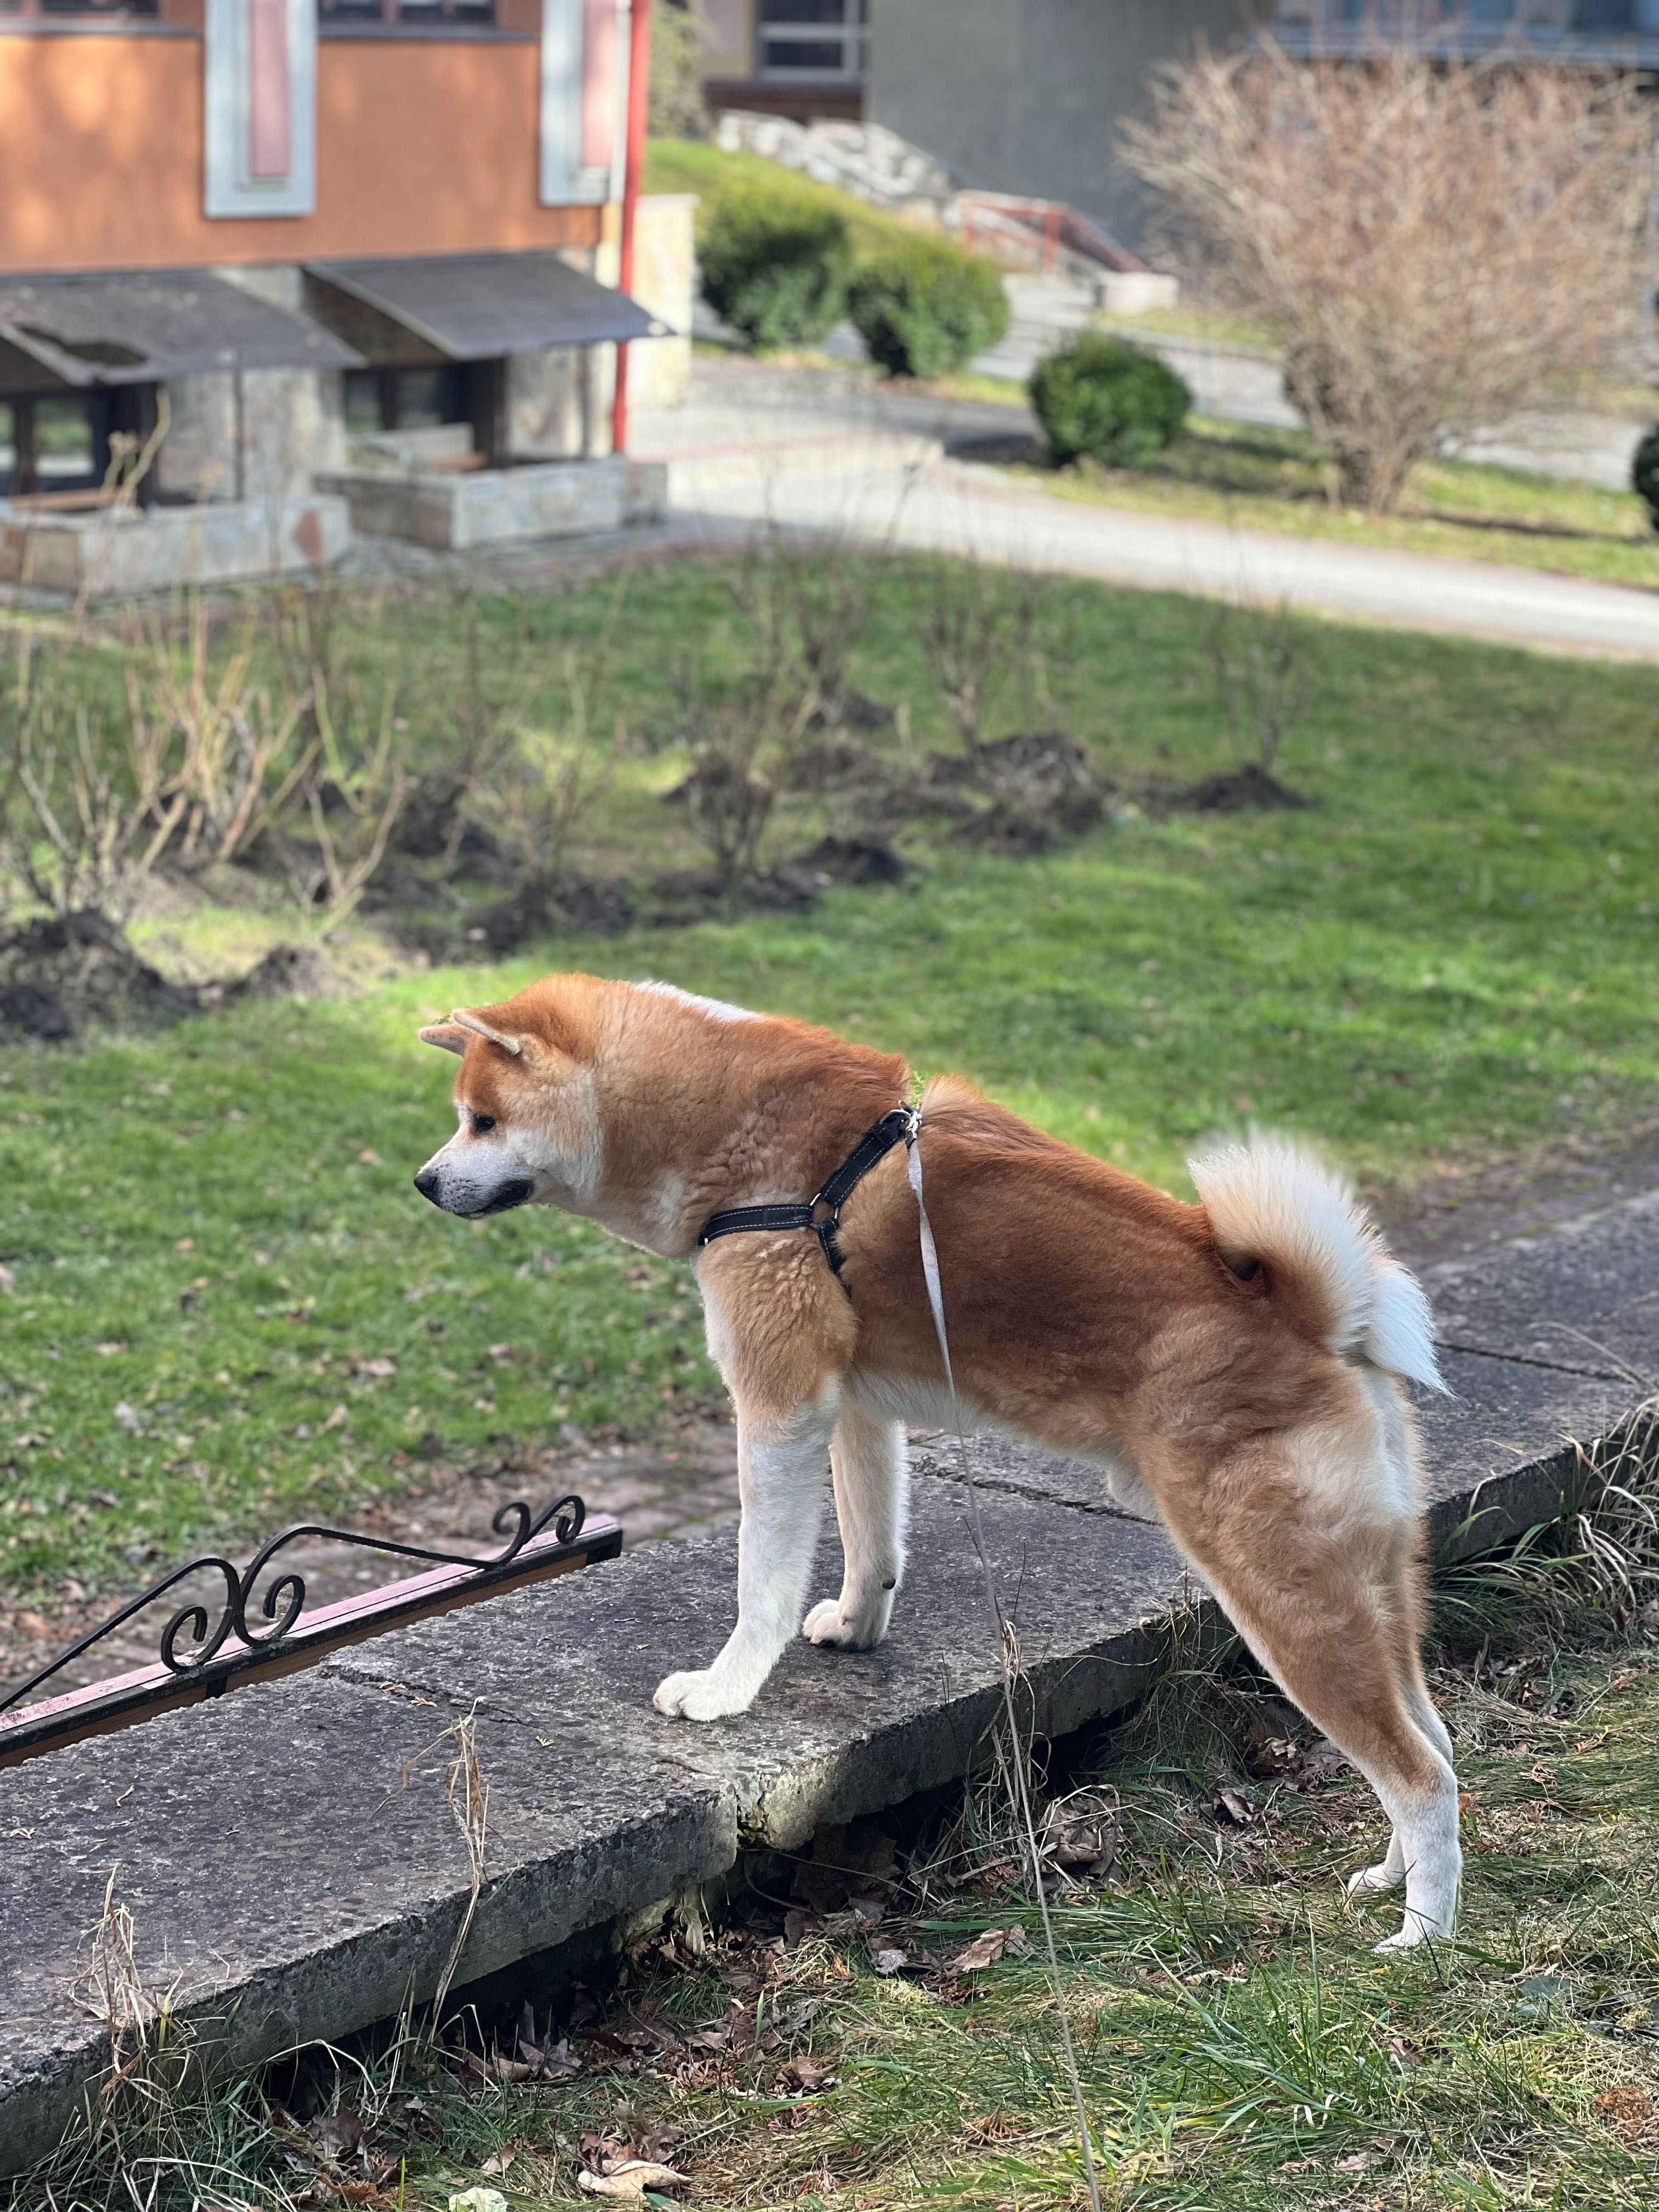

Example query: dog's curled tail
[1189,1138,1447,1392]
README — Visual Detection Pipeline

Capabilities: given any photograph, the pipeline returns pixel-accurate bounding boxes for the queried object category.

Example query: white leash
[906,1125,1104,2212]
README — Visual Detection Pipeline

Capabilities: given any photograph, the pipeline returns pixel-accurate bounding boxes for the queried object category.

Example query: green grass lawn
[398,1643,1659,2211]
[644,137,923,264]
[2,565,1658,1614]
[983,413,1659,592]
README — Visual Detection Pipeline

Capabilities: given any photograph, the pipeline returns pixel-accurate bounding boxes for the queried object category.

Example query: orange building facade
[0,0,660,557]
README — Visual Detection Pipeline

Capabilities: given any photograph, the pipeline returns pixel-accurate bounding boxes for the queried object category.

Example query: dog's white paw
[653,1668,749,1721]
[802,1593,891,1650]
[1346,1860,1403,1898]
[1372,1915,1449,1954]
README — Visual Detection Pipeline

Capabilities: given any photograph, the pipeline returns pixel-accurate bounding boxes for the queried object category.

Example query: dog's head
[413,979,603,1220]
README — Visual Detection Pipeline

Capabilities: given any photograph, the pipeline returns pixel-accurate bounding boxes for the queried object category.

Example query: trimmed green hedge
[698,186,852,350]
[847,237,1009,380]
[1030,332,1191,468]
[1633,424,1659,533]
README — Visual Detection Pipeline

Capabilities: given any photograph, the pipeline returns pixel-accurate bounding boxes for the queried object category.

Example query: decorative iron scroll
[1,1493,586,1719]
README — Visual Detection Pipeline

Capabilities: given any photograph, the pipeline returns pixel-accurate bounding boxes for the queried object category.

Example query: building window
[0,393,112,501]
[318,0,496,25]
[346,366,469,435]
[758,0,867,80]
[0,0,160,16]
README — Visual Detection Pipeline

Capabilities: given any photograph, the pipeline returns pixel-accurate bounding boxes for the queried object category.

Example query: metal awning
[303,252,666,362]
[0,269,365,389]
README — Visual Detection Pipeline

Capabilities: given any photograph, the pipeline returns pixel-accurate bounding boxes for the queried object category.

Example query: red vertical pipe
[611,0,654,458]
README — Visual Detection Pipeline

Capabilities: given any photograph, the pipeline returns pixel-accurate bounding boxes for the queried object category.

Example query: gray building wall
[867,0,1259,256]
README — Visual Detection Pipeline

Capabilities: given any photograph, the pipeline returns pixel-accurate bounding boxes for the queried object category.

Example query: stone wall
[506,347,596,461]
[154,366,347,507]
[628,193,696,410]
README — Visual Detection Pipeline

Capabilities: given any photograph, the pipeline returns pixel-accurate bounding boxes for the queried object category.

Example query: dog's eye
[472,1114,496,1135]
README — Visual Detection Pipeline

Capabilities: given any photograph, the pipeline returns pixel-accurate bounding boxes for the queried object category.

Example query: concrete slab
[321,1486,1187,1853]
[1426,1190,1658,1387]
[0,1671,734,2172]
[320,456,666,552]
[0,495,349,596]
[1,1181,1654,2176]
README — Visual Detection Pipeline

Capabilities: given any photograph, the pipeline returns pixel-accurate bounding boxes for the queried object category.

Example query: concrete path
[3,1187,1656,2172]
[635,368,1659,659]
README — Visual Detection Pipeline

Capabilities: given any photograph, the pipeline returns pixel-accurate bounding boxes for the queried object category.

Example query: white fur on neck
[636,980,759,1025]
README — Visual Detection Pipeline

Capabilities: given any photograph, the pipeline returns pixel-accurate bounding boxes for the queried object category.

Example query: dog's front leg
[653,1387,838,1721]
[803,1397,907,1650]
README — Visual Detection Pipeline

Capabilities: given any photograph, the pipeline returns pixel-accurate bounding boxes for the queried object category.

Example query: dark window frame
[0,0,161,19]
[318,0,498,27]
[757,0,867,81]
[0,386,147,503]
[344,360,504,463]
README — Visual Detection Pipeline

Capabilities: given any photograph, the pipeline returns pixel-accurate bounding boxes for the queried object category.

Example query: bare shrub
[124,599,318,874]
[415,595,531,868]
[914,557,1045,757]
[678,675,816,888]
[1121,36,1653,512]
[1203,593,1309,777]
[267,575,410,929]
[0,637,173,922]
[730,525,888,742]
[475,643,616,891]
[273,569,394,758]
[291,676,407,933]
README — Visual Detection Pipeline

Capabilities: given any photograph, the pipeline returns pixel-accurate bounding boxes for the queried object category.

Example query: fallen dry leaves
[1595,2084,1659,2148]
[949,1927,1031,1974]
[578,2128,689,2200]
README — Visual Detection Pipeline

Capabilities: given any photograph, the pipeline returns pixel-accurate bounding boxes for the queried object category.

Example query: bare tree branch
[1121,34,1653,511]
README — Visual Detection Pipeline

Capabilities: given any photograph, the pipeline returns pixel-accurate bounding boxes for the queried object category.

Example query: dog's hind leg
[803,1398,908,1651]
[1164,1452,1460,1951]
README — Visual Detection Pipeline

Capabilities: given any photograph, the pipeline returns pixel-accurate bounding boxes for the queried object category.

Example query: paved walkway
[632,362,1659,662]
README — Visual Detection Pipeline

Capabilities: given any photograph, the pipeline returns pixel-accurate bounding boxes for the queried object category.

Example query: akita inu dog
[414,973,1460,1949]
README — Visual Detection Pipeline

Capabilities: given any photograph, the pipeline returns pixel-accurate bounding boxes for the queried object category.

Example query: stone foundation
[318,453,666,550]
[0,494,350,595]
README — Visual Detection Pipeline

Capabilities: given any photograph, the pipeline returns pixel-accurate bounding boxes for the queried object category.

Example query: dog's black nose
[413,1168,442,1205]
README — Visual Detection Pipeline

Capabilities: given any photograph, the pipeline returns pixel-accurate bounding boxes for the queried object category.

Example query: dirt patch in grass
[1157,761,1314,815]
[948,731,1111,855]
[0,910,335,1043]
[0,910,202,1042]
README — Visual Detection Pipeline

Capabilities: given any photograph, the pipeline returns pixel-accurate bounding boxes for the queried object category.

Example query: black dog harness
[697,1105,919,1282]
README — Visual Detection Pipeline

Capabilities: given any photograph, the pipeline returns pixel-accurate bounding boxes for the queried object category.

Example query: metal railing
[1,1492,621,1769]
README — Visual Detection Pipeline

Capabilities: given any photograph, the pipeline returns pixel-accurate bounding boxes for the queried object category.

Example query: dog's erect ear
[417,1022,469,1057]
[450,1008,526,1058]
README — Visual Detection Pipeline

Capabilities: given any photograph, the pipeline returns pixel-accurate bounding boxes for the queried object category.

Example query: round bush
[1633,424,1659,533]
[1029,333,1192,468]
[846,238,1010,380]
[698,187,852,351]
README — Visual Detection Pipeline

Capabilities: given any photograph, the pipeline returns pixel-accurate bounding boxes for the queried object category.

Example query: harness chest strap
[696,1105,921,1280]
